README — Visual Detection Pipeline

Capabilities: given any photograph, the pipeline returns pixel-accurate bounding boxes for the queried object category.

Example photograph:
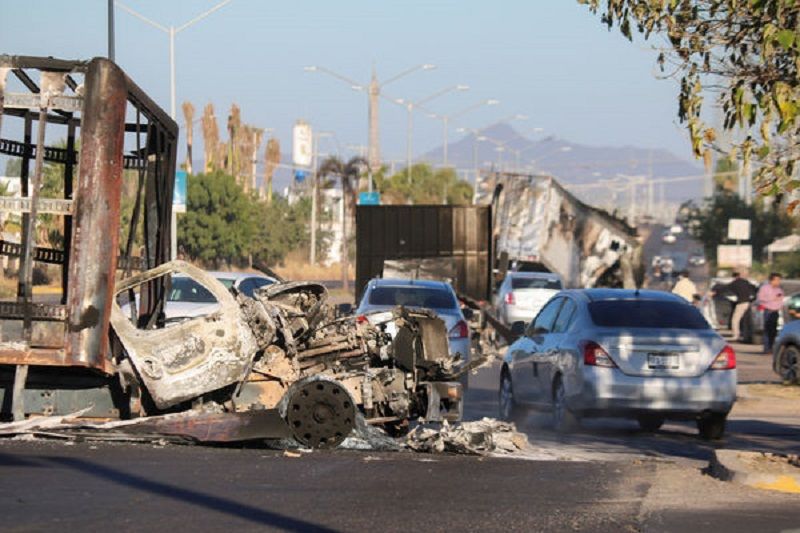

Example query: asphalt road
[3,228,799,532]
[1,341,799,532]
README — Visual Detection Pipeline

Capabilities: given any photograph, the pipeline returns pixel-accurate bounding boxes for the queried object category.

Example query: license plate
[648,353,680,369]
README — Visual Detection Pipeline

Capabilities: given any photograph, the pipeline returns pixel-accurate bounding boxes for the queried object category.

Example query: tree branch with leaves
[580,0,800,209]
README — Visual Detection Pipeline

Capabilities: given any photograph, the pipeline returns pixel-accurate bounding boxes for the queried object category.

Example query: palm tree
[318,156,368,290]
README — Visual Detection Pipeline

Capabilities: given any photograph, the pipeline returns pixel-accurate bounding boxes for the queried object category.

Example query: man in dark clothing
[725,272,756,341]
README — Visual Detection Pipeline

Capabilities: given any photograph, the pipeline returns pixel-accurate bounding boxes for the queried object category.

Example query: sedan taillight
[504,292,515,305]
[709,345,736,370]
[449,320,469,339]
[582,341,616,368]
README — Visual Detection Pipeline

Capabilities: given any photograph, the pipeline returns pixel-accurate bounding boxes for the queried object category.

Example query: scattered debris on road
[405,418,529,456]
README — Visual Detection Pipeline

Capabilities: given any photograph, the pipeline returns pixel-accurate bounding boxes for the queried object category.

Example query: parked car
[356,278,471,364]
[772,320,800,384]
[494,272,563,326]
[164,271,278,322]
[669,224,684,235]
[499,289,737,439]
[662,231,677,244]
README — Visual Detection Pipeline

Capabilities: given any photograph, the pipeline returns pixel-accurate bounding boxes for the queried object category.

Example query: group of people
[671,270,785,355]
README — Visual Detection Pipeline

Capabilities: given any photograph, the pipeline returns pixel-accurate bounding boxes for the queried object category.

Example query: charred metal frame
[0,56,177,420]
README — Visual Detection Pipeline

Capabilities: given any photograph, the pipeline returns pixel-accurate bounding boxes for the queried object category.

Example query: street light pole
[393,84,469,184]
[108,0,115,61]
[305,63,436,173]
[116,0,232,119]
[427,99,499,167]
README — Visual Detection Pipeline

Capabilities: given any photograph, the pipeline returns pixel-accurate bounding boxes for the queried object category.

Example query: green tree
[250,196,311,269]
[374,164,474,205]
[580,1,800,205]
[178,171,256,268]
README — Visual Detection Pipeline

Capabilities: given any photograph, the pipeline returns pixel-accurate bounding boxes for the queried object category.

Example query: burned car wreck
[104,261,465,448]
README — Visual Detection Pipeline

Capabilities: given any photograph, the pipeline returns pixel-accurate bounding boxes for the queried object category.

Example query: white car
[164,271,278,322]
[495,272,563,326]
[500,289,736,439]
[662,232,677,244]
[355,278,471,364]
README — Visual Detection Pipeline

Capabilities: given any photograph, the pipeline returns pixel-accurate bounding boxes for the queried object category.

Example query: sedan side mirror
[510,321,527,338]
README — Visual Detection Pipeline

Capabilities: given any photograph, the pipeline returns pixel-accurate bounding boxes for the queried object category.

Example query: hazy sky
[0,0,693,165]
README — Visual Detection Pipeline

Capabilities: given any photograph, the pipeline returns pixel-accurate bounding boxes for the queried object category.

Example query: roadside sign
[173,170,187,213]
[728,218,751,241]
[717,244,752,268]
[292,120,313,167]
[358,191,380,205]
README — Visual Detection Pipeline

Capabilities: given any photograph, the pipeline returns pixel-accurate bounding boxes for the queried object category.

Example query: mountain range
[271,122,704,202]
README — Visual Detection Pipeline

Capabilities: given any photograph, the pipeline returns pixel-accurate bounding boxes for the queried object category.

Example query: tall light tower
[115,0,232,119]
[304,63,436,172]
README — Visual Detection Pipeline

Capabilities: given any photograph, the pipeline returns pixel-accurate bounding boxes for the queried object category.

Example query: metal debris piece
[405,418,529,456]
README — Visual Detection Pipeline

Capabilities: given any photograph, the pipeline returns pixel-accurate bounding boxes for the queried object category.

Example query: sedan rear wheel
[552,376,579,433]
[697,413,727,440]
[779,345,800,384]
[637,415,665,432]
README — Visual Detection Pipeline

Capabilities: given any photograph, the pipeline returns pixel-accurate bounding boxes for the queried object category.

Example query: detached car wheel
[697,413,727,440]
[552,376,579,432]
[637,415,665,432]
[499,370,526,425]
[778,345,800,384]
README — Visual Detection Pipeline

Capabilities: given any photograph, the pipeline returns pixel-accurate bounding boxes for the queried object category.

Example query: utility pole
[310,135,318,266]
[368,67,380,173]
[108,0,115,61]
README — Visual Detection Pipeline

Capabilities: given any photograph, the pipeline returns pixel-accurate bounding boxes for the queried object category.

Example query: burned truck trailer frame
[476,172,642,289]
[0,57,464,447]
[0,56,177,420]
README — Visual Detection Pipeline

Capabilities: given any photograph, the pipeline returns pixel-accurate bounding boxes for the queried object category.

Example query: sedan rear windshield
[588,300,709,329]
[511,277,562,290]
[168,278,217,304]
[368,286,457,309]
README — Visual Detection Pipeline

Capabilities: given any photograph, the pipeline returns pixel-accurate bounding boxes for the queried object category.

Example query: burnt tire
[697,413,727,440]
[778,345,800,384]
[499,369,526,426]
[637,415,665,432]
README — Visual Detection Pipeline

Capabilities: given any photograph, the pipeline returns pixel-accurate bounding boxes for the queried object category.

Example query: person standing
[672,271,697,302]
[726,271,756,342]
[757,273,784,354]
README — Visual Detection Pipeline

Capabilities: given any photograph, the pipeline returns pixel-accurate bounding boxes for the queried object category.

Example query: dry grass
[273,251,354,282]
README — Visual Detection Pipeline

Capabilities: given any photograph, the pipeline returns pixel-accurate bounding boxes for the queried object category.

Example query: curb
[710,450,800,494]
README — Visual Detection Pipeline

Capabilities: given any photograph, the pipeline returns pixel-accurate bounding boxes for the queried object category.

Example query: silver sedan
[499,289,737,439]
